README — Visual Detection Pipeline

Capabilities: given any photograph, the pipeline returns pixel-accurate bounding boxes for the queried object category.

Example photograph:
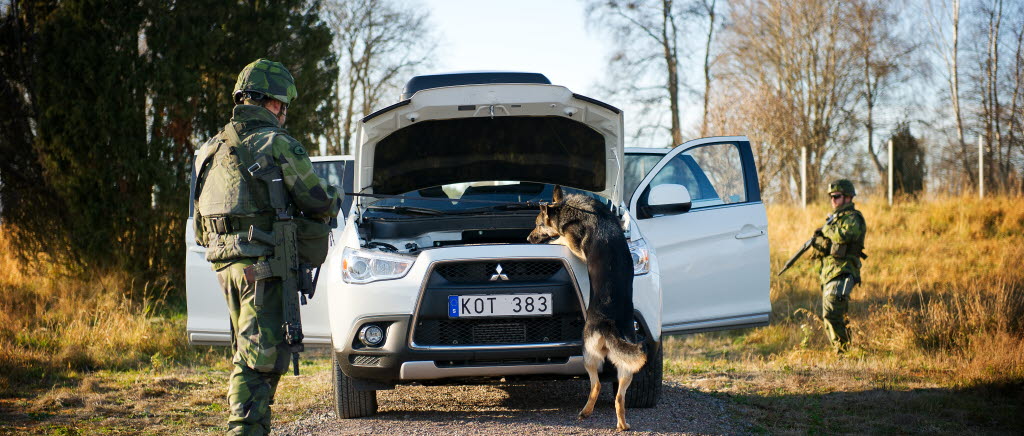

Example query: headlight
[628,238,650,276]
[342,247,415,284]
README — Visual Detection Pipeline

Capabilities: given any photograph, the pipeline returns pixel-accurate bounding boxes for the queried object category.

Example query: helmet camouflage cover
[233,59,298,105]
[828,179,856,197]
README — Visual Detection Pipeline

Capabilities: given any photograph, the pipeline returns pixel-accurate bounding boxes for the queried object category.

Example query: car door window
[638,143,746,215]
[686,144,746,205]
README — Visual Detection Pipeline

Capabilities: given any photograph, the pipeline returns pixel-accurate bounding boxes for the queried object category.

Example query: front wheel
[332,352,378,419]
[622,341,663,408]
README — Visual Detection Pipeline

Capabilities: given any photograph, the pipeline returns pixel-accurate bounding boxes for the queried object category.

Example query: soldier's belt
[204,215,274,235]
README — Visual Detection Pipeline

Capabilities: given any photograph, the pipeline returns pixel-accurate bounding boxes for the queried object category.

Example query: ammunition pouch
[204,233,274,262]
[830,242,865,260]
[298,263,316,300]
[243,260,274,284]
[811,235,832,255]
[203,215,274,235]
[296,217,332,265]
[243,260,275,307]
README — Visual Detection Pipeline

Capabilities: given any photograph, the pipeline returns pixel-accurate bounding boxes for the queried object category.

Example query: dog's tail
[606,334,647,374]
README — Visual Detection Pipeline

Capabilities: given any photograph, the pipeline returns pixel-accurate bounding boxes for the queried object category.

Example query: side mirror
[647,183,692,215]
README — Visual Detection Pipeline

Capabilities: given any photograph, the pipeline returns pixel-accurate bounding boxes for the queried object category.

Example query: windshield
[362,181,603,216]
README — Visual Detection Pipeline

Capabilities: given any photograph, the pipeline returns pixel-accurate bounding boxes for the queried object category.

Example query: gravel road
[276,378,745,435]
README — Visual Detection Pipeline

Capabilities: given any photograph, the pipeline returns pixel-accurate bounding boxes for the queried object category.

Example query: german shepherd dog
[527,186,646,431]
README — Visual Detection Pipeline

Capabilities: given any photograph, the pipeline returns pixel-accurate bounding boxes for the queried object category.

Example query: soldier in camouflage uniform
[193,59,342,435]
[811,179,867,354]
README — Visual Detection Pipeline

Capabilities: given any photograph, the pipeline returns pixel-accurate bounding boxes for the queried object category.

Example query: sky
[420,0,607,97]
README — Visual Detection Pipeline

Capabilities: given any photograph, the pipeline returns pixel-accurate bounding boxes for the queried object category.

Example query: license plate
[448,294,552,318]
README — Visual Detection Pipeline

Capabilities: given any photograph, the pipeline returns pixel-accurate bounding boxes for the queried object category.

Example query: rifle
[245,158,311,376]
[777,234,817,276]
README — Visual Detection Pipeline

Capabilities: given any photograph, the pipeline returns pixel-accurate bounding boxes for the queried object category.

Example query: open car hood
[355,83,624,210]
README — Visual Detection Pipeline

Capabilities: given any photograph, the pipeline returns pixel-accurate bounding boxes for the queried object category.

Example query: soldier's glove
[811,229,831,255]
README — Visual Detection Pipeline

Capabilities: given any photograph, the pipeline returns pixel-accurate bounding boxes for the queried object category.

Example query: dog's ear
[552,185,563,203]
[543,202,561,225]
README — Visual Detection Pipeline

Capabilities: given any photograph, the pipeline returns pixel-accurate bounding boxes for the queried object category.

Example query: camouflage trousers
[822,275,857,353]
[217,258,291,436]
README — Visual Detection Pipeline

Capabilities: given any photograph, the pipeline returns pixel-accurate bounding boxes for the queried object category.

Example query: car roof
[310,155,354,162]
[625,147,669,155]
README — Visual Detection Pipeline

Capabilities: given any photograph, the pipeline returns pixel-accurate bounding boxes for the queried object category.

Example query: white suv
[186,72,770,419]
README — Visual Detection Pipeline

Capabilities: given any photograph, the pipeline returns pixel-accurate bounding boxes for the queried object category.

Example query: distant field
[662,195,1024,433]
[1,196,1021,434]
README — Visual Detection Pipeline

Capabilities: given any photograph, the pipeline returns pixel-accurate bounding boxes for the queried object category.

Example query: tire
[622,341,663,408]
[332,352,378,419]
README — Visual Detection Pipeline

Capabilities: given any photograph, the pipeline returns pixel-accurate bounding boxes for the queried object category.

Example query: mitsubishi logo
[490,264,509,281]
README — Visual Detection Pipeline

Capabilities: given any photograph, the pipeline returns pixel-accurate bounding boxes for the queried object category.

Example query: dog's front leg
[614,371,634,431]
[578,348,602,419]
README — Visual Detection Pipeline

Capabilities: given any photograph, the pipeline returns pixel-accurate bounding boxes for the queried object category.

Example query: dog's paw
[616,422,631,431]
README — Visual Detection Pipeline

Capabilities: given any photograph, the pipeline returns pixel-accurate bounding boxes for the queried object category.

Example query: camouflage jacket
[817,202,867,284]
[194,104,342,263]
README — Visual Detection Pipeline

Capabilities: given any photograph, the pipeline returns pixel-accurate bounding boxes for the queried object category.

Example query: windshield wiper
[456,202,542,214]
[490,203,541,211]
[366,205,446,216]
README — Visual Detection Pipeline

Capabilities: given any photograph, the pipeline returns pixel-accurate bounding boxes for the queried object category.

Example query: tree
[927,0,973,188]
[0,0,337,275]
[969,0,1023,193]
[323,0,437,156]
[849,0,917,185]
[1007,11,1024,193]
[712,0,860,200]
[699,0,716,137]
[584,0,688,147]
[889,122,926,195]
[0,0,71,261]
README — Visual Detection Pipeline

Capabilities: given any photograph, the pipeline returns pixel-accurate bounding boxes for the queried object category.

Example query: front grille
[435,260,562,283]
[413,259,584,348]
[413,315,584,346]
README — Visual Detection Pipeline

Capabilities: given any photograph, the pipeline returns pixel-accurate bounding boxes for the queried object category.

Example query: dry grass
[0,231,223,398]
[1,196,1022,434]
[663,194,1024,433]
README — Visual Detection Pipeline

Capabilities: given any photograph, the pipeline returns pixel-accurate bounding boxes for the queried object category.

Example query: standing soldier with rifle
[779,180,867,354]
[192,59,342,435]
[813,180,866,354]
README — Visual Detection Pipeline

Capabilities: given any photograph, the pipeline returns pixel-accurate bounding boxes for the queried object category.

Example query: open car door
[186,156,354,345]
[628,137,770,335]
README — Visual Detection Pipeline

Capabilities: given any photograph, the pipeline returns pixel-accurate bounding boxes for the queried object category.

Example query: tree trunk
[662,0,683,146]
[950,0,973,186]
[701,0,716,137]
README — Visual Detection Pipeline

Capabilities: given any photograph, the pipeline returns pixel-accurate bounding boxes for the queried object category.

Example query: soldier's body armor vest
[818,205,867,284]
[193,122,283,262]
[830,208,866,260]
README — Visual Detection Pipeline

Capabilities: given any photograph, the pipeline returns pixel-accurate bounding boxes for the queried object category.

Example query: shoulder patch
[292,145,307,155]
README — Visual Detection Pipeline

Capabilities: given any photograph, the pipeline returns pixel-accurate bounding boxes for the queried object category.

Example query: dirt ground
[2,348,1021,435]
[275,377,744,435]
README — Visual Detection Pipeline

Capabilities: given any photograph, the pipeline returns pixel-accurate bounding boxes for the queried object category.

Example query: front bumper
[337,315,584,386]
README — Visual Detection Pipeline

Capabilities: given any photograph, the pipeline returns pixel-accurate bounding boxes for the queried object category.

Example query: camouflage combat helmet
[232,59,298,105]
[828,179,856,197]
